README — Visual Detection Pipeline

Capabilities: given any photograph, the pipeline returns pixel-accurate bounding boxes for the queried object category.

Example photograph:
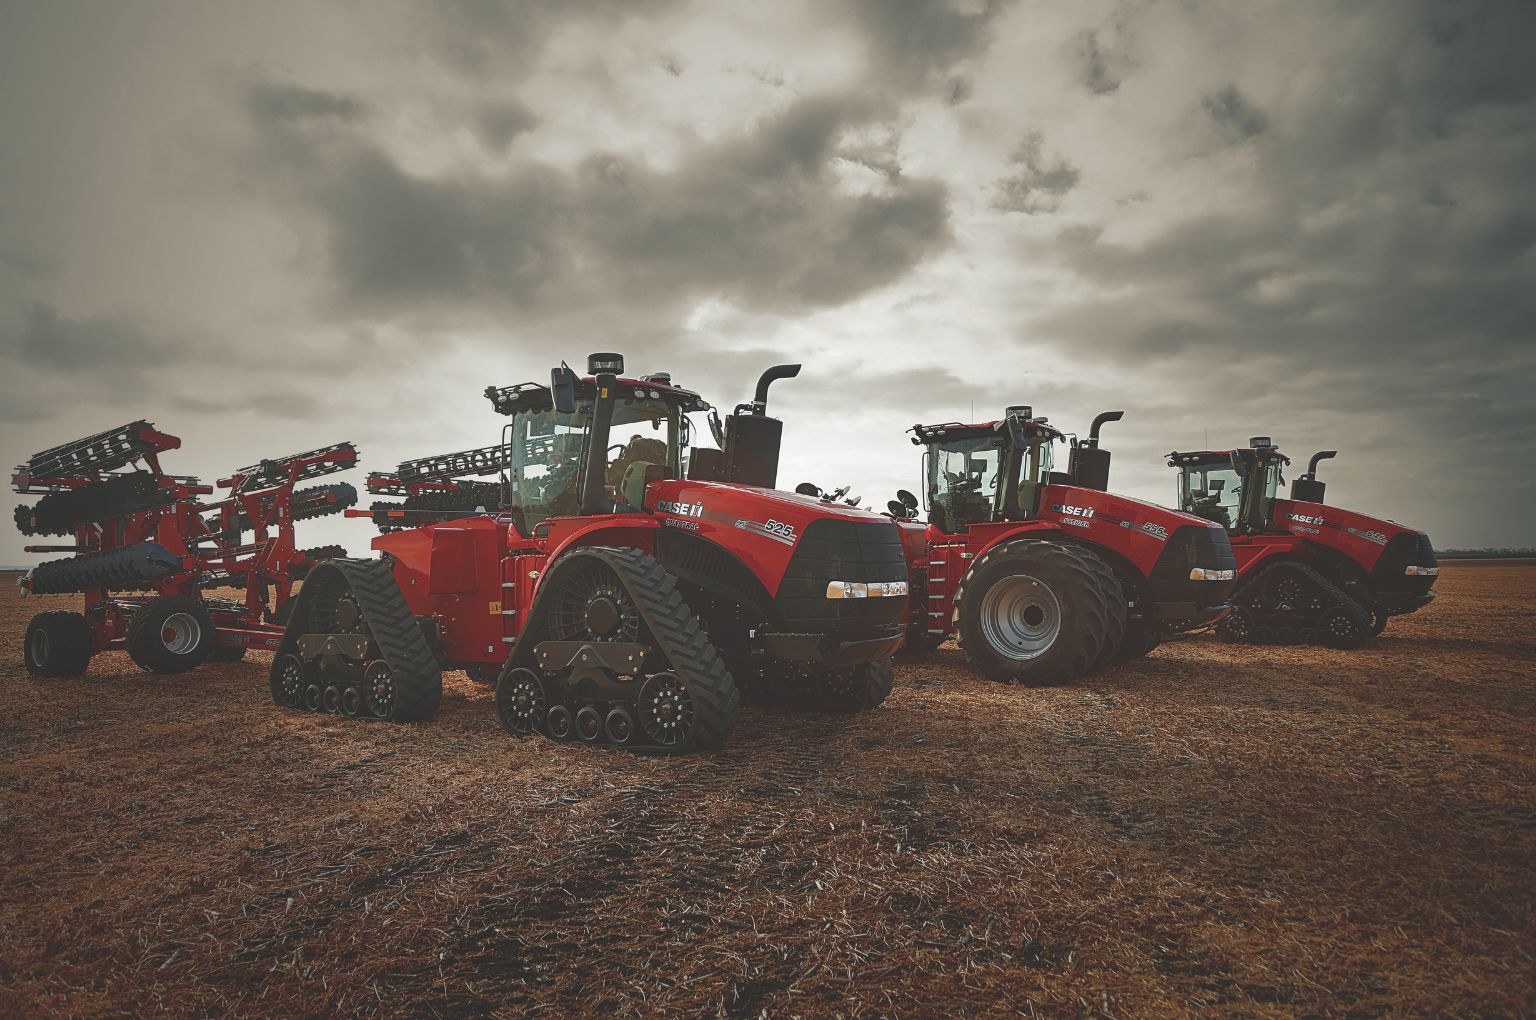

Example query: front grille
[775,519,908,638]
[1151,525,1236,580]
[1372,532,1437,591]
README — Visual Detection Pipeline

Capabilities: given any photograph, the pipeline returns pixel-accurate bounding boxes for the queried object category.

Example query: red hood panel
[1274,498,1425,570]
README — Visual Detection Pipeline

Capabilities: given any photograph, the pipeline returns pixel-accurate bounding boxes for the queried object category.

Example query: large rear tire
[1062,546,1127,668]
[126,596,215,674]
[23,611,93,676]
[954,540,1107,685]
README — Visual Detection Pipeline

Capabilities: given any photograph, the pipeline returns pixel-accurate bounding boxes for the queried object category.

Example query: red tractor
[889,407,1236,683]
[14,422,356,676]
[270,354,910,753]
[1167,438,1437,646]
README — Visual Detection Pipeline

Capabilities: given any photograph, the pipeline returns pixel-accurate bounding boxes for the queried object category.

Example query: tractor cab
[486,355,714,533]
[1168,438,1291,536]
[915,408,1062,534]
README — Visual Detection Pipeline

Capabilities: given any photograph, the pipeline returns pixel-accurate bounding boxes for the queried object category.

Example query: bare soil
[1,564,1532,1018]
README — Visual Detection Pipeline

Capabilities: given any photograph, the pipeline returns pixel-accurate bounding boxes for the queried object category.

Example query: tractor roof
[1167,447,1291,466]
[485,375,711,416]
[911,418,1065,446]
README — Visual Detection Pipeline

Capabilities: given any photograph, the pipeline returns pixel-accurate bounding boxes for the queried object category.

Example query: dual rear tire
[954,540,1128,685]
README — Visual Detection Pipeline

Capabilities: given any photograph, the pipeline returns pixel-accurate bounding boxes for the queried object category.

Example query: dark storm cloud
[246,85,951,318]
[1202,85,1267,142]
[990,131,1080,214]
[5,301,178,370]
[245,82,368,125]
[474,99,539,151]
[843,0,1007,95]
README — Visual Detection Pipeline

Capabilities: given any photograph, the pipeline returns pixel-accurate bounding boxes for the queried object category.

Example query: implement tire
[955,539,1106,685]
[126,596,215,674]
[23,611,93,677]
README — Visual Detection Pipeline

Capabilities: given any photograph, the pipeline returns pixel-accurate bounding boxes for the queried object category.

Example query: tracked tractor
[271,354,909,753]
[1167,439,1437,646]
[14,422,356,676]
[892,407,1236,684]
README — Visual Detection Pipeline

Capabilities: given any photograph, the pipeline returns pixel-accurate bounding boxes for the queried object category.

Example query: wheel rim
[498,668,547,736]
[1223,609,1252,640]
[160,612,202,655]
[545,560,641,644]
[28,627,50,666]
[978,574,1061,661]
[1324,608,1362,641]
[277,655,306,707]
[365,660,395,718]
[638,671,694,747]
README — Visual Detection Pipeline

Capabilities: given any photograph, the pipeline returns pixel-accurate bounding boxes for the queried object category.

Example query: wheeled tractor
[271,353,910,753]
[890,407,1237,684]
[14,422,357,676]
[1167,439,1437,646]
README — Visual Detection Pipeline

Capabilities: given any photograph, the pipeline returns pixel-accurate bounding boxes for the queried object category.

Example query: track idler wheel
[1319,605,1369,649]
[1217,606,1254,644]
[364,660,397,718]
[637,671,695,748]
[272,653,309,708]
[496,667,548,737]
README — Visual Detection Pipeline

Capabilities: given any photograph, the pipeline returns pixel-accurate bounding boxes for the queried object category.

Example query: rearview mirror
[551,362,577,415]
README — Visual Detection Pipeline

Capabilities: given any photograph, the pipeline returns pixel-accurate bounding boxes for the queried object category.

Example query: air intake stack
[1068,410,1124,491]
[1291,450,1336,504]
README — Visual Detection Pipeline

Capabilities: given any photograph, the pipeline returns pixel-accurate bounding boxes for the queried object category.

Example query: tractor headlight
[1404,565,1439,577]
[1188,567,1235,581]
[826,580,908,598]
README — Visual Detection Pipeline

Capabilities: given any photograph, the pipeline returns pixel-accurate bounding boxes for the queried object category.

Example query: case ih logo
[1288,512,1325,526]
[657,499,704,517]
[1051,504,1096,519]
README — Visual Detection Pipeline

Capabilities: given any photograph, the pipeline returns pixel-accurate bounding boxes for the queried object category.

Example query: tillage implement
[890,407,1237,684]
[1167,439,1437,646]
[272,353,910,752]
[15,421,357,676]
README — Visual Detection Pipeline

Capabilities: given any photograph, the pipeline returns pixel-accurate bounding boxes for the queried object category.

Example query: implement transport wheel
[126,596,215,674]
[23,611,93,677]
[955,540,1107,685]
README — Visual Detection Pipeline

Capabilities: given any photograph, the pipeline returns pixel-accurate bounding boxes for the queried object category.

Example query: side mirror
[897,488,918,510]
[551,363,578,415]
[708,409,725,449]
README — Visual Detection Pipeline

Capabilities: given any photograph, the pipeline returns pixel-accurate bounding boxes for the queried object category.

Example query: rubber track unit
[1222,559,1369,647]
[269,558,442,722]
[953,538,1111,686]
[24,542,182,595]
[510,546,740,753]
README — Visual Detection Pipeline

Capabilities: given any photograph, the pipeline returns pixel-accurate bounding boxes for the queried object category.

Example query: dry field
[1,563,1532,1018]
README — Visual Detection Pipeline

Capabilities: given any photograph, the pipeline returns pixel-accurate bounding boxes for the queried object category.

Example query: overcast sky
[3,0,1533,564]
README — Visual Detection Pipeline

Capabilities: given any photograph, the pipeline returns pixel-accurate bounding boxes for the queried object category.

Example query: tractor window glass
[604,394,679,509]
[929,438,1004,532]
[1180,461,1243,531]
[1015,434,1054,516]
[510,407,588,529]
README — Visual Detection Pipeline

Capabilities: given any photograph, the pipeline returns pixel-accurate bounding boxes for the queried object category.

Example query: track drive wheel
[126,596,215,674]
[23,611,93,677]
[954,540,1107,685]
